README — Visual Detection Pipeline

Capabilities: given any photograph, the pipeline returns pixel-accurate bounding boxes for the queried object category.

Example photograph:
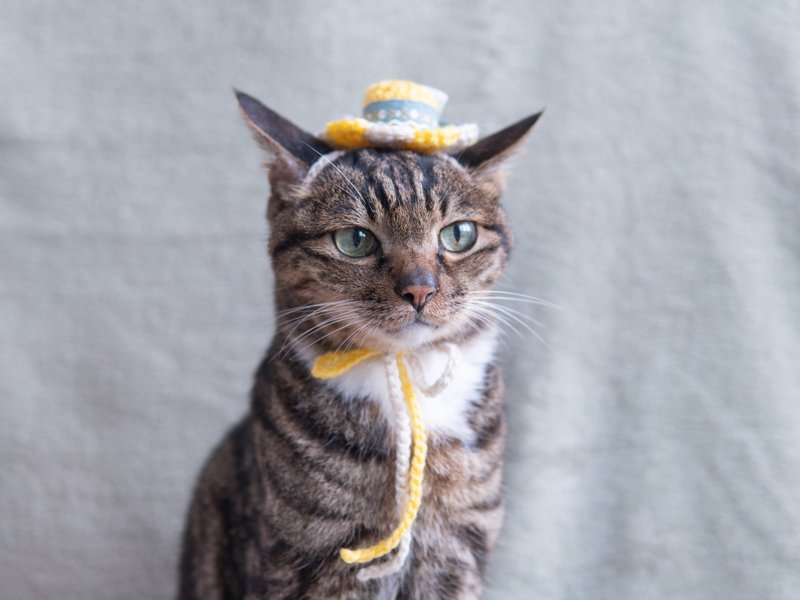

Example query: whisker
[276,312,348,356]
[353,323,382,352]
[293,317,364,357]
[274,300,358,323]
[471,290,563,310]
[339,310,392,353]
[291,308,377,355]
[275,299,354,315]
[276,302,359,329]
[469,302,551,351]
[336,320,374,354]
[461,308,512,353]
[467,307,516,351]
[274,304,357,343]
[333,182,367,207]
[302,143,367,206]
[285,310,362,349]
[276,308,363,358]
[468,299,547,330]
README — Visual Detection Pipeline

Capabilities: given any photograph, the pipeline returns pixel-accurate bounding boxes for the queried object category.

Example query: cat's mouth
[372,321,439,352]
[385,315,436,333]
[368,310,464,352]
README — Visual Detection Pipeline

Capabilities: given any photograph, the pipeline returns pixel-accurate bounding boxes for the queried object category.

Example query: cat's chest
[302,332,498,445]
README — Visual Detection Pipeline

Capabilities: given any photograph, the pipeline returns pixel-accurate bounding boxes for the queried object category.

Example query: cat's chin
[366,320,459,353]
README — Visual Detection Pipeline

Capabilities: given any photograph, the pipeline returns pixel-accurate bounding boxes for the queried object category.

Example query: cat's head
[236,91,541,354]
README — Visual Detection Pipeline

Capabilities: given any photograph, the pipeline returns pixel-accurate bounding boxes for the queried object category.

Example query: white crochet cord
[301,150,345,187]
[356,355,413,581]
[407,343,460,397]
[356,345,462,581]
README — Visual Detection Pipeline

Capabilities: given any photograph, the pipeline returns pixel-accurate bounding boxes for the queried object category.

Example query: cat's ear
[235,90,332,186]
[454,111,543,194]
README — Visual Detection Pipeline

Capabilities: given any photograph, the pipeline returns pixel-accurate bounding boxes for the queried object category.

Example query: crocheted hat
[321,80,479,154]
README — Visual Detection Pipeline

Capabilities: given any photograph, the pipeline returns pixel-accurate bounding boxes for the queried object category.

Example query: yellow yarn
[322,119,467,154]
[312,350,428,565]
[362,80,444,110]
[403,125,463,153]
[322,118,370,150]
[311,348,380,378]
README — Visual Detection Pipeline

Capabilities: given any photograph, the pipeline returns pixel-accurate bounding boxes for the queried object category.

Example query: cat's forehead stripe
[355,150,449,213]
[303,149,466,195]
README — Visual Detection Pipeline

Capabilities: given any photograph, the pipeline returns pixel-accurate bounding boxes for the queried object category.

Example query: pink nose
[401,283,437,311]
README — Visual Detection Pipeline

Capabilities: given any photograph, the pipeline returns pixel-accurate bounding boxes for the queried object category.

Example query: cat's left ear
[235,90,332,186]
[453,111,544,194]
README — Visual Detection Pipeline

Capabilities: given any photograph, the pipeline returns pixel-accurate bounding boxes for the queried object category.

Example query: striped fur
[179,94,539,599]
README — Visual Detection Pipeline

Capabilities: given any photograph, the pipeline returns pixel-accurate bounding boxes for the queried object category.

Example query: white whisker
[468,299,546,330]
[336,320,375,354]
[471,290,563,310]
[276,306,364,358]
[275,299,356,318]
[293,317,365,357]
[468,301,551,351]
[286,310,362,350]
[302,143,367,206]
[277,302,359,330]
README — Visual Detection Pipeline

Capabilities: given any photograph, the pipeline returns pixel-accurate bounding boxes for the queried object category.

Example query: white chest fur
[300,332,499,445]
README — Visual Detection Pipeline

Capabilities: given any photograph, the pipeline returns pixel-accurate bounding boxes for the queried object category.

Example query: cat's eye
[333,227,378,258]
[439,221,477,253]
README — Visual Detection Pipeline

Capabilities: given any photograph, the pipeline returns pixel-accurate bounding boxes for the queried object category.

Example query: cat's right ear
[235,90,332,188]
[453,111,543,196]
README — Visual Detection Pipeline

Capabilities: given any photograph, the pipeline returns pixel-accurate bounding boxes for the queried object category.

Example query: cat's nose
[398,274,438,312]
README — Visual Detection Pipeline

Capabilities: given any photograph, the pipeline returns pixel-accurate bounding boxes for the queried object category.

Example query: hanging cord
[311,344,459,579]
[406,343,460,397]
[354,354,413,581]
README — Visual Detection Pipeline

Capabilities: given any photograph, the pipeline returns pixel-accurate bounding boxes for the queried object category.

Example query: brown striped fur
[178,91,541,599]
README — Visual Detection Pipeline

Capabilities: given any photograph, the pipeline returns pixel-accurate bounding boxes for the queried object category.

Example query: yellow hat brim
[323,118,478,154]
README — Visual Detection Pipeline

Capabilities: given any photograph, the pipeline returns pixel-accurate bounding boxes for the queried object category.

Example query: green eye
[333,227,378,257]
[440,221,477,252]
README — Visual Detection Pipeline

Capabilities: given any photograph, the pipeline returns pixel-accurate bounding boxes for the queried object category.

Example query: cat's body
[179,92,540,599]
[180,335,505,599]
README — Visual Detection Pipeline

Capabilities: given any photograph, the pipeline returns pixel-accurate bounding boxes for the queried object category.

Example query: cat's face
[270,149,511,352]
[236,92,540,354]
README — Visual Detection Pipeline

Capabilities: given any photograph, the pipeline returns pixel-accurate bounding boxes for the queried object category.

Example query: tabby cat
[178,90,541,599]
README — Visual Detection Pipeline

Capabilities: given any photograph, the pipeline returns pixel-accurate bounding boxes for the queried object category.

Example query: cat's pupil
[453,226,462,242]
[352,230,365,248]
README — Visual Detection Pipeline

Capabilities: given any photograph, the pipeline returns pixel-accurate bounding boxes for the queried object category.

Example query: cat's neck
[293,326,500,445]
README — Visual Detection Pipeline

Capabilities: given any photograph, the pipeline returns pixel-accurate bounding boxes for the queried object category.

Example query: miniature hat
[321,80,479,154]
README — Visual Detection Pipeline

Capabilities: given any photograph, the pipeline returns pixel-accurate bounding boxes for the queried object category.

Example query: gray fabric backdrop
[2,1,799,598]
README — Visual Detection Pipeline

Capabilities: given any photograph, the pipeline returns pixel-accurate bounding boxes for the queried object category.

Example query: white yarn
[359,122,479,153]
[355,345,462,581]
[356,533,412,581]
[302,150,345,186]
[384,355,412,509]
[407,343,461,397]
[357,355,412,581]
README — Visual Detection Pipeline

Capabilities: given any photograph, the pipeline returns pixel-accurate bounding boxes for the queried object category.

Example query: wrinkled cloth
[1,1,799,598]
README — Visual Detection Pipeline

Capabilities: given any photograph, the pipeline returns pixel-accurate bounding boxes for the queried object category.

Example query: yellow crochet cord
[310,348,381,378]
[311,349,428,565]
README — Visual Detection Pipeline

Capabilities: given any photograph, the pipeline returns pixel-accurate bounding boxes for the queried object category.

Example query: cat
[178,89,541,599]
